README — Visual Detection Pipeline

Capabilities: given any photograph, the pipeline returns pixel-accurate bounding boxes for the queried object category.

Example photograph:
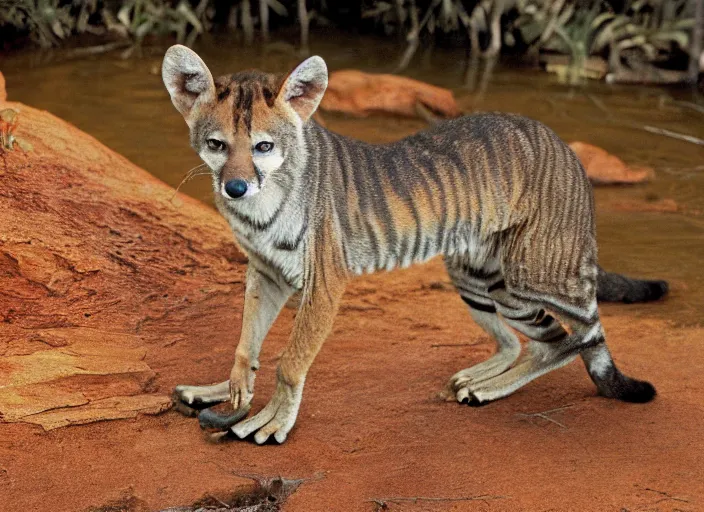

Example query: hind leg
[451,277,576,404]
[463,342,579,404]
[449,307,522,402]
[460,306,598,405]
[445,263,521,401]
[462,296,655,405]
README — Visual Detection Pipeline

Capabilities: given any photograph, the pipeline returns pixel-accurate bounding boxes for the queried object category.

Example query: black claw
[198,404,251,431]
[205,429,280,446]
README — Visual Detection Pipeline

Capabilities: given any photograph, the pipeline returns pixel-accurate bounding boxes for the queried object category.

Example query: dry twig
[515,404,575,429]
[643,487,690,505]
[641,125,704,147]
[369,494,508,511]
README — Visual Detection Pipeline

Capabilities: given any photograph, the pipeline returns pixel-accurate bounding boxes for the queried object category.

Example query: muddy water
[2,34,703,325]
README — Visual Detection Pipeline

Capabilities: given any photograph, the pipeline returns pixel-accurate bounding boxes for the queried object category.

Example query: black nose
[224,179,248,198]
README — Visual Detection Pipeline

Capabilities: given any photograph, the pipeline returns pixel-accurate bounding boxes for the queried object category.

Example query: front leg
[231,249,347,444]
[229,265,294,411]
[174,264,292,421]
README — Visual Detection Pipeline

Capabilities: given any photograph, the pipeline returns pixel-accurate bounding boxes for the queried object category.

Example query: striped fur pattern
[163,46,663,444]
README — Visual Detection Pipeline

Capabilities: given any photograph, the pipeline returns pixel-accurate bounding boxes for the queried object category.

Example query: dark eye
[255,141,274,153]
[207,138,226,151]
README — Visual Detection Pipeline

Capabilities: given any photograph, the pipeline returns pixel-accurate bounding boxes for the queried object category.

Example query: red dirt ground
[1,81,703,512]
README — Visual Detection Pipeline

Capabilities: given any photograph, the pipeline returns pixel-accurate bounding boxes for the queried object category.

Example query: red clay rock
[0,71,6,102]
[570,141,655,184]
[0,94,246,430]
[320,69,460,119]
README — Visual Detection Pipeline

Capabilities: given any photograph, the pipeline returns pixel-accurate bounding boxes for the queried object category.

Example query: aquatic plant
[511,0,697,83]
[109,0,210,55]
[0,0,210,50]
[0,0,80,48]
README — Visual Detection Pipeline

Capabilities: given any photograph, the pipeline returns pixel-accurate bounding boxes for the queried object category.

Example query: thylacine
[162,45,668,444]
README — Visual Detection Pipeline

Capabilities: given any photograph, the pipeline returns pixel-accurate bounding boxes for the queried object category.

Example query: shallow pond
[2,33,703,326]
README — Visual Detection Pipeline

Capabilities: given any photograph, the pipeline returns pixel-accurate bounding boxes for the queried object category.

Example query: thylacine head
[162,45,328,202]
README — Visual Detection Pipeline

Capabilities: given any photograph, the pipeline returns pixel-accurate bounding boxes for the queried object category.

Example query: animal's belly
[346,221,497,275]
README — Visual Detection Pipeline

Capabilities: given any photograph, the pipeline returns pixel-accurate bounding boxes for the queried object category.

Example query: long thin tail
[581,344,656,403]
[596,266,669,304]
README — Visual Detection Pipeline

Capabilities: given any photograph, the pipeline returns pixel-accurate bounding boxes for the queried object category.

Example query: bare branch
[260,0,269,41]
[299,0,309,50]
[241,0,254,44]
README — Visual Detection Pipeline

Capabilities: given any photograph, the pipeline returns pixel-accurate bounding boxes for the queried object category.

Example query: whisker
[183,163,208,180]
[171,166,212,202]
[184,171,211,178]
[176,172,211,189]
[186,162,207,174]
[189,162,208,172]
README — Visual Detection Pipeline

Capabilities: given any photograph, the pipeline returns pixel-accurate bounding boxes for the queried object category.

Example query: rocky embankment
[0,73,246,430]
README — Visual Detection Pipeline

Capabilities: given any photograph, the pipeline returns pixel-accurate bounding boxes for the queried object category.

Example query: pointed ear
[278,56,328,122]
[162,44,215,118]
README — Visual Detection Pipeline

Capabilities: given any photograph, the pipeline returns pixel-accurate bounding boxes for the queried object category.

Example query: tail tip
[614,379,657,403]
[647,280,669,301]
[623,279,669,304]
